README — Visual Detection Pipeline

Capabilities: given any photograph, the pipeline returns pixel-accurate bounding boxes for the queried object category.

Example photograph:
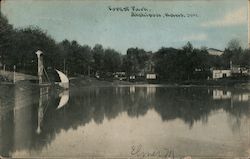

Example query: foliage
[0,13,250,81]
[123,47,150,76]
[0,13,14,67]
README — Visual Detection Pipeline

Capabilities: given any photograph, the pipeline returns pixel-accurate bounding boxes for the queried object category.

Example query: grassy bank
[178,79,250,86]
[69,76,133,87]
[69,76,250,88]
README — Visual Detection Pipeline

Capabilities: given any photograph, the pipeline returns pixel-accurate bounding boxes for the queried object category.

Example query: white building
[212,70,231,79]
[207,48,224,56]
[146,73,156,80]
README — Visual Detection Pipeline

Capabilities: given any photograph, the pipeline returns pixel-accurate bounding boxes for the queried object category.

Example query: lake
[0,84,250,158]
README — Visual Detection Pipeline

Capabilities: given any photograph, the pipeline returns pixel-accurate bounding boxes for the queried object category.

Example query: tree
[64,40,92,75]
[0,13,14,67]
[123,47,149,76]
[239,49,250,67]
[227,39,241,51]
[92,44,105,73]
[223,39,243,67]
[103,48,121,73]
[183,41,193,53]
[10,27,61,74]
[154,42,212,81]
[154,47,184,81]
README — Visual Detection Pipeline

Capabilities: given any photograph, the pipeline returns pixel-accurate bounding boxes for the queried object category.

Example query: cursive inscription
[108,6,151,12]
[130,144,175,159]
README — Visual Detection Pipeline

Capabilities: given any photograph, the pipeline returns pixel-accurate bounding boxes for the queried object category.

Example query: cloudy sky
[1,0,248,53]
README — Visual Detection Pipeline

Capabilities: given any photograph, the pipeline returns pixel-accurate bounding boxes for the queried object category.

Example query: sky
[1,0,248,54]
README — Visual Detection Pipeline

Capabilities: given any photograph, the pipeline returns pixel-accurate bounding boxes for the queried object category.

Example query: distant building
[211,61,250,79]
[146,73,156,80]
[231,66,249,75]
[212,70,231,79]
[129,75,136,81]
[145,55,157,81]
[113,72,126,81]
[230,61,250,77]
[207,48,224,56]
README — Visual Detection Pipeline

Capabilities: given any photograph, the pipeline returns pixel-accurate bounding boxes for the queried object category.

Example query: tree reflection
[0,85,250,156]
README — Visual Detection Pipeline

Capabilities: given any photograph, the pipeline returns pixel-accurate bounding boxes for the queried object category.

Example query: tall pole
[88,65,90,77]
[0,0,2,14]
[248,0,250,48]
[35,50,44,84]
[13,65,16,84]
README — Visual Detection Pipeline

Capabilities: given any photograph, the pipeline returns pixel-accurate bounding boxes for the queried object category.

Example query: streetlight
[35,50,44,84]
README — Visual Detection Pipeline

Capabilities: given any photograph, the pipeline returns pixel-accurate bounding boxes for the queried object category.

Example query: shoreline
[1,76,249,89]
[69,77,250,89]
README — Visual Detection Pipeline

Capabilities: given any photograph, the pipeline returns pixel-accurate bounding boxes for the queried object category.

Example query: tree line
[1,13,250,81]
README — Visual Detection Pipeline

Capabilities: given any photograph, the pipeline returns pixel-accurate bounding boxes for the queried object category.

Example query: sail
[55,69,69,89]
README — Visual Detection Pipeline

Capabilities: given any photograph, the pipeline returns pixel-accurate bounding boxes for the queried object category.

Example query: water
[0,84,250,158]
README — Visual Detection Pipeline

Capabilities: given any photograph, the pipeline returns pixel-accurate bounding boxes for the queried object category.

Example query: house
[211,61,250,79]
[207,48,224,56]
[212,69,231,79]
[229,61,250,77]
[231,66,249,75]
[129,75,136,80]
[146,73,156,80]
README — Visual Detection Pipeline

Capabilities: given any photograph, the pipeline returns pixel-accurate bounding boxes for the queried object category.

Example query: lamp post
[35,50,44,84]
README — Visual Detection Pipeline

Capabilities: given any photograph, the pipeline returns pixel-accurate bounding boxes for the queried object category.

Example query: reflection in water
[57,90,69,109]
[129,85,135,94]
[0,84,70,156]
[37,87,49,134]
[0,85,250,157]
[213,89,231,100]
[13,85,35,154]
[233,93,250,102]
[213,89,250,102]
[146,85,156,95]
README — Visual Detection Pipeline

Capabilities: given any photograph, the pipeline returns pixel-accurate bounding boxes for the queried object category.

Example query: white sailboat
[55,69,69,89]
